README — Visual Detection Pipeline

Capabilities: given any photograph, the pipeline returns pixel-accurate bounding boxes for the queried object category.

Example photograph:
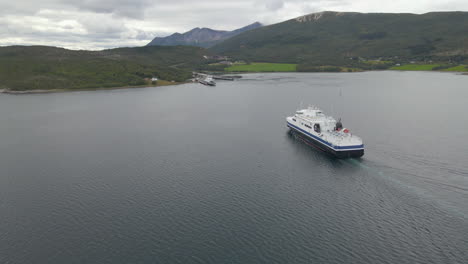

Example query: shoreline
[2,70,466,95]
[0,81,187,95]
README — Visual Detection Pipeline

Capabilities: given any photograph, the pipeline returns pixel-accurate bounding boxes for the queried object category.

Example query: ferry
[286,106,364,158]
[198,76,216,86]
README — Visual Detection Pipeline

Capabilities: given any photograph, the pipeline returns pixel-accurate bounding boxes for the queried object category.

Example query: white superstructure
[198,75,216,86]
[286,106,364,158]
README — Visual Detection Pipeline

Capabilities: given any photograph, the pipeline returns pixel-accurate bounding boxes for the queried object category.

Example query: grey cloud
[0,25,151,50]
[0,1,59,15]
[60,0,153,19]
[0,0,152,18]
[79,16,127,35]
[265,0,284,11]
[134,30,155,40]
[431,0,468,11]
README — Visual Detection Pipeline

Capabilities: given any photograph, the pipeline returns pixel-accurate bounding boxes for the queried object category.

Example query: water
[1,71,467,264]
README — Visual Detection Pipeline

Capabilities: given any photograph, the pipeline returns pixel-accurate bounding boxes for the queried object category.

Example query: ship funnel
[336,118,343,131]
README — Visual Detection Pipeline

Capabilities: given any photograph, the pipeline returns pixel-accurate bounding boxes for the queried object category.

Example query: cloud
[264,0,284,11]
[60,0,153,19]
[0,8,157,50]
[0,0,468,50]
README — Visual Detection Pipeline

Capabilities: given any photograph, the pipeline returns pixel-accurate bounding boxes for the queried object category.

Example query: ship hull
[199,81,215,86]
[287,122,364,159]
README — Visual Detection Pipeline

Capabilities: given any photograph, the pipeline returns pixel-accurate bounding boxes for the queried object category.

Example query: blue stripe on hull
[287,122,364,151]
[288,126,364,158]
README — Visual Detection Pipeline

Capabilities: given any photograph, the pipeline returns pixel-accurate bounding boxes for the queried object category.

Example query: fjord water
[1,71,467,263]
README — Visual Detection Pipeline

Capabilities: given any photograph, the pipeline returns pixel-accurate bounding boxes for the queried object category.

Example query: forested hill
[0,45,208,91]
[210,11,468,66]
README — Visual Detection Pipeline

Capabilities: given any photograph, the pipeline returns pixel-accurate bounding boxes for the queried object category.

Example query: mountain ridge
[147,22,262,48]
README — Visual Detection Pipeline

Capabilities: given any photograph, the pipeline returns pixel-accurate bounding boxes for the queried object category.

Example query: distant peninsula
[0,45,208,92]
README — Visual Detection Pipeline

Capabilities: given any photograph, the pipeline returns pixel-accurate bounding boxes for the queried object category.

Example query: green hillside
[210,11,468,68]
[0,45,208,91]
[225,63,297,72]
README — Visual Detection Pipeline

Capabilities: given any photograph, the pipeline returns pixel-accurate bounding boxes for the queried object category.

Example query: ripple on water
[1,72,467,264]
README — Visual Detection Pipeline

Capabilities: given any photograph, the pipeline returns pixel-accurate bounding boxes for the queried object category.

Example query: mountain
[210,11,468,66]
[0,45,209,91]
[147,22,262,48]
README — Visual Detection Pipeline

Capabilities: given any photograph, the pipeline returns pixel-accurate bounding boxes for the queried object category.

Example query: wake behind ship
[286,106,364,158]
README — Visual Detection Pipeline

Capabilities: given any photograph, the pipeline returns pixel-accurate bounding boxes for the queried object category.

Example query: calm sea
[1,71,467,263]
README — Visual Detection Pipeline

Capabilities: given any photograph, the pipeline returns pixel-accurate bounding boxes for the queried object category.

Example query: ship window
[314,123,321,133]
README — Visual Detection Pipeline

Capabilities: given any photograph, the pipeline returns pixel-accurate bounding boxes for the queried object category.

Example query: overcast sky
[0,0,467,50]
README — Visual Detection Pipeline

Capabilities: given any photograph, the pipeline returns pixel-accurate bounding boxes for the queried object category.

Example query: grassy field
[225,63,297,72]
[296,65,362,72]
[441,65,468,71]
[390,64,441,71]
[390,64,468,71]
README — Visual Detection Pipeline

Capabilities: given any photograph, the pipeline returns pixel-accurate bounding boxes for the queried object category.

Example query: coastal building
[203,55,229,61]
